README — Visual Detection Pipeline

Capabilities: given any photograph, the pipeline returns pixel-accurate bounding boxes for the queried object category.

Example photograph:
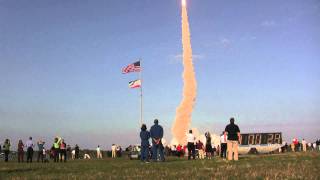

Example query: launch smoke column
[172,0,197,145]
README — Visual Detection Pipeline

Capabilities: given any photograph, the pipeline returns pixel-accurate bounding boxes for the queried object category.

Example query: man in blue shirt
[150,119,164,162]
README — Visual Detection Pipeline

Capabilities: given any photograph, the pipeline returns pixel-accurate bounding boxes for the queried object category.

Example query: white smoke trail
[172,0,197,145]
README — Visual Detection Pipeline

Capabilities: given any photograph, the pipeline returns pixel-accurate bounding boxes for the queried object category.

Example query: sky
[0,0,319,149]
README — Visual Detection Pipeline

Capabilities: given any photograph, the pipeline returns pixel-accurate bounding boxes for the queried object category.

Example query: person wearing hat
[150,119,164,162]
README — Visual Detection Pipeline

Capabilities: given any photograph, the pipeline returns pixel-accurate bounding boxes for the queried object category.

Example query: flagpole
[139,58,143,127]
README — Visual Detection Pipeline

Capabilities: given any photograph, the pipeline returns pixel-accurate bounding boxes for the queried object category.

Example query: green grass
[0,152,319,179]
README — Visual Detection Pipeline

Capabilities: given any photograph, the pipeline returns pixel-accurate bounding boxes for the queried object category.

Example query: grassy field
[0,152,319,179]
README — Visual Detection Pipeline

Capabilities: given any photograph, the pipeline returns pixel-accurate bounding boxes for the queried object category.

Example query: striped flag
[122,61,141,74]
[129,79,141,88]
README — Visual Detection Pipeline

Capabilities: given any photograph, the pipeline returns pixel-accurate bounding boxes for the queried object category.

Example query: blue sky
[1,0,319,149]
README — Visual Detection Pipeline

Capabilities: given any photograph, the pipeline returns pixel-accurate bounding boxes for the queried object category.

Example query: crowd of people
[138,117,241,162]
[138,117,320,163]
[1,136,79,163]
[1,117,319,163]
[280,138,320,153]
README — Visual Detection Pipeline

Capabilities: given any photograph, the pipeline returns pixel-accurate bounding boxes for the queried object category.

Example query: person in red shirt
[59,139,67,162]
[196,140,205,159]
[176,144,182,157]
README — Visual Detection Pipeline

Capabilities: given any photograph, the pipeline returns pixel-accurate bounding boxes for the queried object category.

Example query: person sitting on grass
[140,124,150,163]
[84,152,91,159]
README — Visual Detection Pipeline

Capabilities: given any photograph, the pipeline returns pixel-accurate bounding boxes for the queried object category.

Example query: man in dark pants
[150,119,164,162]
[75,144,80,159]
[187,130,196,160]
[220,131,227,159]
[140,124,150,162]
[26,137,34,163]
[3,139,10,162]
[37,140,45,162]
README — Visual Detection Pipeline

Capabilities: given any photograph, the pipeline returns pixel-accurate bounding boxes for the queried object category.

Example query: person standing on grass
[37,140,45,162]
[220,131,227,159]
[196,140,205,160]
[176,144,182,157]
[59,139,67,162]
[150,119,165,162]
[302,139,307,152]
[3,139,10,162]
[111,144,117,158]
[205,132,213,159]
[53,137,61,162]
[26,137,34,163]
[224,117,241,161]
[140,124,150,162]
[96,145,102,159]
[18,139,24,163]
[75,144,80,159]
[187,130,196,160]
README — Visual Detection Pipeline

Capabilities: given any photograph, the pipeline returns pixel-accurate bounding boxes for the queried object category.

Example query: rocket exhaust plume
[172,0,197,145]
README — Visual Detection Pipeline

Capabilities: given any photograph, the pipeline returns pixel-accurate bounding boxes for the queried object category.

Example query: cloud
[220,38,232,48]
[261,20,276,27]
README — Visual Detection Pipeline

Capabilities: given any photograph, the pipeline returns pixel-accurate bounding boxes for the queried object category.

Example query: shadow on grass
[1,168,34,174]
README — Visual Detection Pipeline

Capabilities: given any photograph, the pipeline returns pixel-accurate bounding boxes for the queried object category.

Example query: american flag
[122,61,141,74]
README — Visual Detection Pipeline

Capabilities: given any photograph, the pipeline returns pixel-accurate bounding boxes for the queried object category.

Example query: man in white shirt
[96,145,102,159]
[186,130,196,160]
[220,132,227,159]
[302,139,307,152]
[25,137,34,163]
